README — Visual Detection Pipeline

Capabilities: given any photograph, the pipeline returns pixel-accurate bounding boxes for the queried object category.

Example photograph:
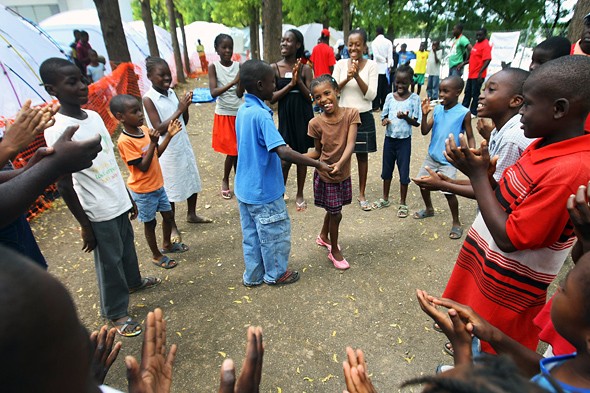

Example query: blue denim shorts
[130,187,172,223]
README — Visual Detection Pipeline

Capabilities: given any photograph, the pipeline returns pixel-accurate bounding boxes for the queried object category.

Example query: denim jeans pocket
[257,211,290,244]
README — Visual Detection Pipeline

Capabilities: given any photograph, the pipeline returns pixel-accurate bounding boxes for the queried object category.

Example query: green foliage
[132,0,574,42]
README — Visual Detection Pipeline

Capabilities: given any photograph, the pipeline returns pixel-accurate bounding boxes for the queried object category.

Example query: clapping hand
[90,325,122,384]
[178,92,193,112]
[218,326,264,393]
[167,119,182,137]
[444,134,489,179]
[126,308,177,393]
[342,347,377,393]
[421,98,431,115]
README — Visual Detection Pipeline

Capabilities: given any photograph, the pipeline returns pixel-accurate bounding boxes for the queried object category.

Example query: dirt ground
[32,77,551,392]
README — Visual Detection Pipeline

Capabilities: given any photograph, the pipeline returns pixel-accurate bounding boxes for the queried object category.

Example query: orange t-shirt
[117,126,164,193]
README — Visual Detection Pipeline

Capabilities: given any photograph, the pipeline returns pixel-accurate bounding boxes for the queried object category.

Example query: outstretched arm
[424,292,543,377]
[274,145,331,175]
[1,126,101,229]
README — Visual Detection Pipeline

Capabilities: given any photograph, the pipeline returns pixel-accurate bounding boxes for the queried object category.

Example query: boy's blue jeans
[427,75,440,100]
[238,197,291,285]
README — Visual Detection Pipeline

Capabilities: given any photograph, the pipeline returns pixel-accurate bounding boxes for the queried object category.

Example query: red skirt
[212,114,237,156]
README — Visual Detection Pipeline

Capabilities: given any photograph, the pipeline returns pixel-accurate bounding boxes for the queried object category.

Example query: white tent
[297,23,343,54]
[180,21,245,68]
[40,9,186,91]
[0,5,69,119]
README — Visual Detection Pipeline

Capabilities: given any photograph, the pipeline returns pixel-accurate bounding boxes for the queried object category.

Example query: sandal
[221,189,233,199]
[397,205,409,218]
[358,198,373,211]
[413,209,435,219]
[111,316,142,337]
[444,341,454,356]
[371,198,391,210]
[160,242,189,254]
[449,226,463,240]
[153,255,178,269]
[296,200,307,212]
[433,322,443,333]
[129,277,162,294]
[267,270,300,286]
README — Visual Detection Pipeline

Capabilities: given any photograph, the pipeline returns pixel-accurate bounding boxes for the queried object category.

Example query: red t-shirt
[310,42,336,77]
[468,39,492,79]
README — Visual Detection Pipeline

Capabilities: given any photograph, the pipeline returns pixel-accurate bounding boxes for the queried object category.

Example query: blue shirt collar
[244,93,273,116]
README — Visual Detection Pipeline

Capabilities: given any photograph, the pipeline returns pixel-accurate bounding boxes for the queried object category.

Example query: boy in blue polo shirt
[235,60,331,287]
[413,76,474,240]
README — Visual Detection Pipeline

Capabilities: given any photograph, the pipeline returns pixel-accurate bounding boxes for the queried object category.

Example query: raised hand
[476,118,494,142]
[90,325,122,384]
[218,326,264,393]
[126,308,177,393]
[347,60,358,80]
[178,92,193,112]
[3,101,46,156]
[148,128,160,144]
[342,347,377,393]
[421,98,431,115]
[167,119,182,137]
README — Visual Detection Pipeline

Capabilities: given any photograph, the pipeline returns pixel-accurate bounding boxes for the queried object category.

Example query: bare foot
[187,214,213,223]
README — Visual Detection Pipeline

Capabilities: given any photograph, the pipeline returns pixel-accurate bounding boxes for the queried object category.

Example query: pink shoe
[316,235,332,251]
[328,252,350,270]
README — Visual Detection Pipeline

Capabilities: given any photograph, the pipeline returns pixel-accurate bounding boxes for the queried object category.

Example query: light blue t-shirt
[381,92,422,139]
[428,103,469,165]
[531,354,590,393]
[235,94,286,204]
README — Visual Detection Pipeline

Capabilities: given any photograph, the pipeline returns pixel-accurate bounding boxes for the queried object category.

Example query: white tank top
[213,61,243,116]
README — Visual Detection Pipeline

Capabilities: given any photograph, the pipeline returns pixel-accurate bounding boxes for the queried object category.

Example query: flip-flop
[358,198,373,211]
[433,322,443,333]
[266,270,300,285]
[449,226,463,240]
[129,277,162,294]
[413,209,435,219]
[371,198,390,209]
[221,189,232,199]
[111,317,142,337]
[160,242,189,254]
[296,200,307,212]
[153,255,177,269]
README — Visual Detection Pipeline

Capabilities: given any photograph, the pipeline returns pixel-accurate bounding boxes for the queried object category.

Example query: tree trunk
[177,11,191,75]
[249,5,260,60]
[262,0,282,63]
[386,0,396,41]
[166,0,185,83]
[342,0,351,41]
[568,0,590,43]
[93,0,131,66]
[140,0,159,57]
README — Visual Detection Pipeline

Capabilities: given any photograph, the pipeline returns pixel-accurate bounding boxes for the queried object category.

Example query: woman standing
[332,28,378,211]
[271,29,315,211]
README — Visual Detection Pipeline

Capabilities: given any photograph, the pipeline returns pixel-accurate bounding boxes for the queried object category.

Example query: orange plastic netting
[8,63,142,220]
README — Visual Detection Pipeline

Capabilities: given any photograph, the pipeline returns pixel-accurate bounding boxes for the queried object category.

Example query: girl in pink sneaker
[307,75,360,270]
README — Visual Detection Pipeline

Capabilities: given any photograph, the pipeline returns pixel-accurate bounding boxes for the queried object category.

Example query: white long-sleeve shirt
[371,34,393,74]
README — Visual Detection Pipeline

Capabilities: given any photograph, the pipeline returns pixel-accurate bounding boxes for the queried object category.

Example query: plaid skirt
[313,171,352,214]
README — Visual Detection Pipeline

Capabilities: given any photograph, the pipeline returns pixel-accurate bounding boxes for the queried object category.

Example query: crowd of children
[2,22,590,392]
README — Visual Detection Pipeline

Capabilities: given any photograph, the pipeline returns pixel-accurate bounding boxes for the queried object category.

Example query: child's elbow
[496,239,517,253]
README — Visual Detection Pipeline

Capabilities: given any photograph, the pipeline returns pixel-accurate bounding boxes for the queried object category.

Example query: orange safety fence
[7,63,143,220]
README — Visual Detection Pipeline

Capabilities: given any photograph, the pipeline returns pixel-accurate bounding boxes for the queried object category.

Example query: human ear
[510,95,524,109]
[553,98,569,120]
[44,83,57,97]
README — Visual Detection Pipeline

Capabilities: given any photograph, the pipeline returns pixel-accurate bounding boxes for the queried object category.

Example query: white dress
[143,87,202,202]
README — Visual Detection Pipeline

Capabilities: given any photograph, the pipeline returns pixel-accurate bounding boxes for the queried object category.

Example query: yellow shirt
[414,50,429,74]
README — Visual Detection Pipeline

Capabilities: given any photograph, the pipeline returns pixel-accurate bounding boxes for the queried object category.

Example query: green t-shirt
[449,35,470,68]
